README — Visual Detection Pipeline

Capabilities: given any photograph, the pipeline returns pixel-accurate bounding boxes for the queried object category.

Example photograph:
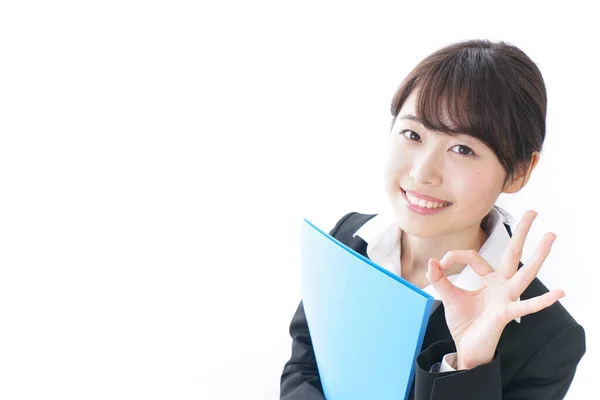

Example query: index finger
[439,249,494,277]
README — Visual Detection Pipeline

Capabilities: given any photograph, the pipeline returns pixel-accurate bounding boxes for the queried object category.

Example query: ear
[503,152,540,194]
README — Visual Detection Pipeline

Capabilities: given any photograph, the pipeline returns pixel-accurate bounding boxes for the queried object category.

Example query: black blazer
[280,212,586,400]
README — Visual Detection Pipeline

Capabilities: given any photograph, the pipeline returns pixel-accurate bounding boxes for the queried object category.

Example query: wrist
[456,352,494,370]
[454,330,502,370]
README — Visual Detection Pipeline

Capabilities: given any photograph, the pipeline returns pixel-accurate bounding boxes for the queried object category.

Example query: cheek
[454,169,502,205]
[384,154,411,191]
[384,148,403,176]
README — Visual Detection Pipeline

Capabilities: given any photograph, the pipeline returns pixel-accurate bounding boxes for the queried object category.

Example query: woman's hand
[425,210,565,370]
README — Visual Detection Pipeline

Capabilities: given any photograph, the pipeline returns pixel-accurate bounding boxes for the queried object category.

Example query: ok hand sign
[426,210,565,370]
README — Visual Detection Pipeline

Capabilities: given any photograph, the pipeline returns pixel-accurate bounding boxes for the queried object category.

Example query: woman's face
[383,90,507,238]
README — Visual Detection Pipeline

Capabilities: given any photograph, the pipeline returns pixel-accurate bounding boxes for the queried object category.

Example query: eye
[450,144,476,156]
[401,129,421,142]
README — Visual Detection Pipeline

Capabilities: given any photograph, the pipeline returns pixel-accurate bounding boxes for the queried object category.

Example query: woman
[280,40,586,399]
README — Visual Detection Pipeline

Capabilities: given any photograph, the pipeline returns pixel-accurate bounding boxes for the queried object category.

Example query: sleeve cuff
[429,353,458,373]
[439,352,458,372]
[416,341,502,400]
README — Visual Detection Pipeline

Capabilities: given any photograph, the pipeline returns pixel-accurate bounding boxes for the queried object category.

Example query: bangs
[416,62,510,139]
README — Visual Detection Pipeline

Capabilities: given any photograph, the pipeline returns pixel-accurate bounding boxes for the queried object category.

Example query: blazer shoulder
[328,211,378,249]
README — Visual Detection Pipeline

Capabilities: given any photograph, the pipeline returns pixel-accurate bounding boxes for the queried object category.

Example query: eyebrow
[398,114,422,124]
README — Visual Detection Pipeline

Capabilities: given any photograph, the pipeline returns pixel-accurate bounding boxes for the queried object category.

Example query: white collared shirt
[352,205,520,372]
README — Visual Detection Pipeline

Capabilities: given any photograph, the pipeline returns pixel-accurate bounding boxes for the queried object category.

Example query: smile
[401,187,452,212]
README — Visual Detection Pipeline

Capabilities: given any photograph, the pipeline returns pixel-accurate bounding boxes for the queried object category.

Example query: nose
[409,150,442,186]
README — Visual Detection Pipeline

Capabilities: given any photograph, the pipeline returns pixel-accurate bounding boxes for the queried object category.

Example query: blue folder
[301,218,435,400]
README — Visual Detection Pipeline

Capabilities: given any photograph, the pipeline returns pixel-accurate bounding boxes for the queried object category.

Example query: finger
[508,232,556,299]
[426,258,464,303]
[439,250,494,277]
[506,289,565,320]
[499,210,537,278]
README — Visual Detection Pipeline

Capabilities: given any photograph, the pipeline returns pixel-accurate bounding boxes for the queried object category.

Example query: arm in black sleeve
[413,323,586,400]
[280,301,324,400]
[280,212,356,400]
[503,323,586,400]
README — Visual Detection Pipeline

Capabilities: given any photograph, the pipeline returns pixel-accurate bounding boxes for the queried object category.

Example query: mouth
[400,187,452,210]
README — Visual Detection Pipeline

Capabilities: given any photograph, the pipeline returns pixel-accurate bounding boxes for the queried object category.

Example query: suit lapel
[421,303,452,350]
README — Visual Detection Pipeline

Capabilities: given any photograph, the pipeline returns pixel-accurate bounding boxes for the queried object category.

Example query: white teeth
[404,191,449,209]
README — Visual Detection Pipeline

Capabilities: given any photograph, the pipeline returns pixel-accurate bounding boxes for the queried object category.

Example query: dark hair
[390,39,547,184]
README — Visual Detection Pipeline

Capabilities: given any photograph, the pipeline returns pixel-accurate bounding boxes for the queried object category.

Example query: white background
[0,1,597,399]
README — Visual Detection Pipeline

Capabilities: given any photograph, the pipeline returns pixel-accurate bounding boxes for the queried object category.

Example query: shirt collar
[353,206,521,323]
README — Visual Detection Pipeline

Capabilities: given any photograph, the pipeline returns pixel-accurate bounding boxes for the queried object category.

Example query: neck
[400,223,488,279]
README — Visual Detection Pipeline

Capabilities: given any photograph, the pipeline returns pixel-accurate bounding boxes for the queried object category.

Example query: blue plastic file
[301,218,434,400]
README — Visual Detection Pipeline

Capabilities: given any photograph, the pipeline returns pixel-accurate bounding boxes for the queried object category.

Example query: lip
[400,187,452,215]
[402,188,450,204]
